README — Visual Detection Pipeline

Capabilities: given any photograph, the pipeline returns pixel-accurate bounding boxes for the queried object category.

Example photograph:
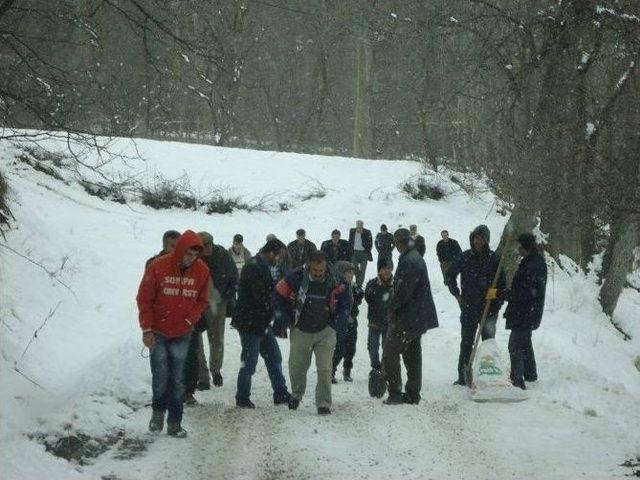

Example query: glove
[486,287,498,301]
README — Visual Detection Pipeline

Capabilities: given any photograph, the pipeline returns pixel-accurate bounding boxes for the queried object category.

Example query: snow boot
[274,392,292,405]
[236,398,256,409]
[383,394,404,405]
[167,423,187,438]
[196,380,210,391]
[183,393,197,406]
[343,370,353,382]
[317,407,331,415]
[331,375,338,384]
[288,398,300,411]
[368,369,387,398]
[213,373,223,387]
[148,410,165,432]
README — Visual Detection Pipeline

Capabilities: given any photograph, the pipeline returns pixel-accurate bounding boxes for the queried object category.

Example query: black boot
[148,410,165,432]
[167,423,187,438]
[213,373,223,387]
[288,398,300,410]
[343,370,353,382]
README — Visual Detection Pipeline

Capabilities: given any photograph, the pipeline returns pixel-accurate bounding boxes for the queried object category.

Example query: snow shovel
[463,238,510,388]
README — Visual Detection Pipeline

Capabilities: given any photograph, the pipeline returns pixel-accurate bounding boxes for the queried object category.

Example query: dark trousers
[150,332,191,424]
[367,327,387,370]
[332,322,358,374]
[382,329,422,401]
[508,328,537,384]
[236,327,289,402]
[457,313,497,383]
[184,332,200,396]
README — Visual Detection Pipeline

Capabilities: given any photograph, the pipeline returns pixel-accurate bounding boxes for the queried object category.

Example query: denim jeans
[150,332,192,424]
[508,328,538,384]
[457,313,497,383]
[367,327,387,370]
[236,327,289,402]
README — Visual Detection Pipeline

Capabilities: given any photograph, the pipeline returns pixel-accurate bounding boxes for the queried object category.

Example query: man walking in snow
[365,258,393,373]
[286,228,317,270]
[409,224,426,258]
[137,230,210,438]
[349,220,373,286]
[229,233,252,276]
[375,224,395,270]
[145,230,180,269]
[232,238,292,408]
[436,230,462,284]
[321,229,351,264]
[196,231,239,389]
[382,228,438,405]
[503,233,547,389]
[447,224,506,386]
[331,261,363,383]
[274,251,352,415]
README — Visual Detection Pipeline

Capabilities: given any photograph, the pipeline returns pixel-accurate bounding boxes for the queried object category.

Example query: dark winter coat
[273,266,352,336]
[232,254,276,336]
[446,225,506,320]
[504,253,547,330]
[375,232,395,258]
[201,244,239,303]
[389,246,438,337]
[413,235,426,257]
[321,239,351,264]
[350,283,365,324]
[364,275,393,331]
[348,228,373,261]
[436,239,462,262]
[286,239,317,270]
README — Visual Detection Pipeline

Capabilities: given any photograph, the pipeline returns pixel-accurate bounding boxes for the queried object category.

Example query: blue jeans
[236,327,289,402]
[150,332,192,424]
[508,328,537,384]
[367,327,387,370]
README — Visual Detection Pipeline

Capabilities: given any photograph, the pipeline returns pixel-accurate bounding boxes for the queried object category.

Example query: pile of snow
[0,136,639,479]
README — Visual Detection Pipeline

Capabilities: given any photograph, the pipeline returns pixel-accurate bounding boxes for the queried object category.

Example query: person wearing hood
[365,258,394,373]
[273,251,352,415]
[232,238,292,408]
[331,261,362,383]
[503,233,547,389]
[145,230,180,269]
[382,228,438,405]
[137,230,211,438]
[446,224,506,386]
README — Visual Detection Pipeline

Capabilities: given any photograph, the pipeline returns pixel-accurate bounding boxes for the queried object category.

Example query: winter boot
[288,398,300,411]
[183,393,197,406]
[383,394,404,406]
[343,370,353,382]
[317,407,331,415]
[167,423,187,438]
[274,392,292,405]
[331,375,338,384]
[236,398,256,409]
[368,369,387,398]
[402,392,420,405]
[148,410,165,432]
[213,373,223,387]
[452,379,466,387]
[196,380,210,391]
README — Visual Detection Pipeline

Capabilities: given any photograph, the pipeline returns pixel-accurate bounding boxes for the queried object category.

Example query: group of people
[136,221,548,438]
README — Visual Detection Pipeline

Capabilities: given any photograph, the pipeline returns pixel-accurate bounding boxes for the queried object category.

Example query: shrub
[402,177,445,201]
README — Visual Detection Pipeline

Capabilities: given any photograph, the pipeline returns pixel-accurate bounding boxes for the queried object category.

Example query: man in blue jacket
[447,225,506,386]
[274,251,352,415]
[504,233,547,389]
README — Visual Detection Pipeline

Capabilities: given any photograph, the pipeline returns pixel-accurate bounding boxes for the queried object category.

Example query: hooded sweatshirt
[137,230,211,338]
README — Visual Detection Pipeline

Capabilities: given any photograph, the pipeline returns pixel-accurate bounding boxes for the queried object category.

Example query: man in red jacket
[137,230,211,438]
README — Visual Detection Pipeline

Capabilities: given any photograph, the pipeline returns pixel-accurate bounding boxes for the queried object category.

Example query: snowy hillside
[1,137,639,480]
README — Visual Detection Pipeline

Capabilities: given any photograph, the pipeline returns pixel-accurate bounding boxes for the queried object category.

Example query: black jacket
[365,275,393,330]
[232,254,275,336]
[321,239,351,263]
[413,235,426,257]
[375,232,395,257]
[389,247,438,337]
[348,228,373,261]
[504,253,547,330]
[145,249,167,270]
[436,239,462,262]
[447,226,505,319]
[286,239,317,270]
[202,245,239,302]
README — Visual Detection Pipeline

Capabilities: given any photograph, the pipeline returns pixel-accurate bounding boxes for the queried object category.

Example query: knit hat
[233,233,244,244]
[198,231,214,245]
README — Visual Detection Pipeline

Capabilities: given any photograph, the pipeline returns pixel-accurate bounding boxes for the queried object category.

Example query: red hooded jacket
[137,230,211,338]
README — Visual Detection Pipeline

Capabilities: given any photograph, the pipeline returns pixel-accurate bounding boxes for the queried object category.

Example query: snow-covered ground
[1,137,639,480]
